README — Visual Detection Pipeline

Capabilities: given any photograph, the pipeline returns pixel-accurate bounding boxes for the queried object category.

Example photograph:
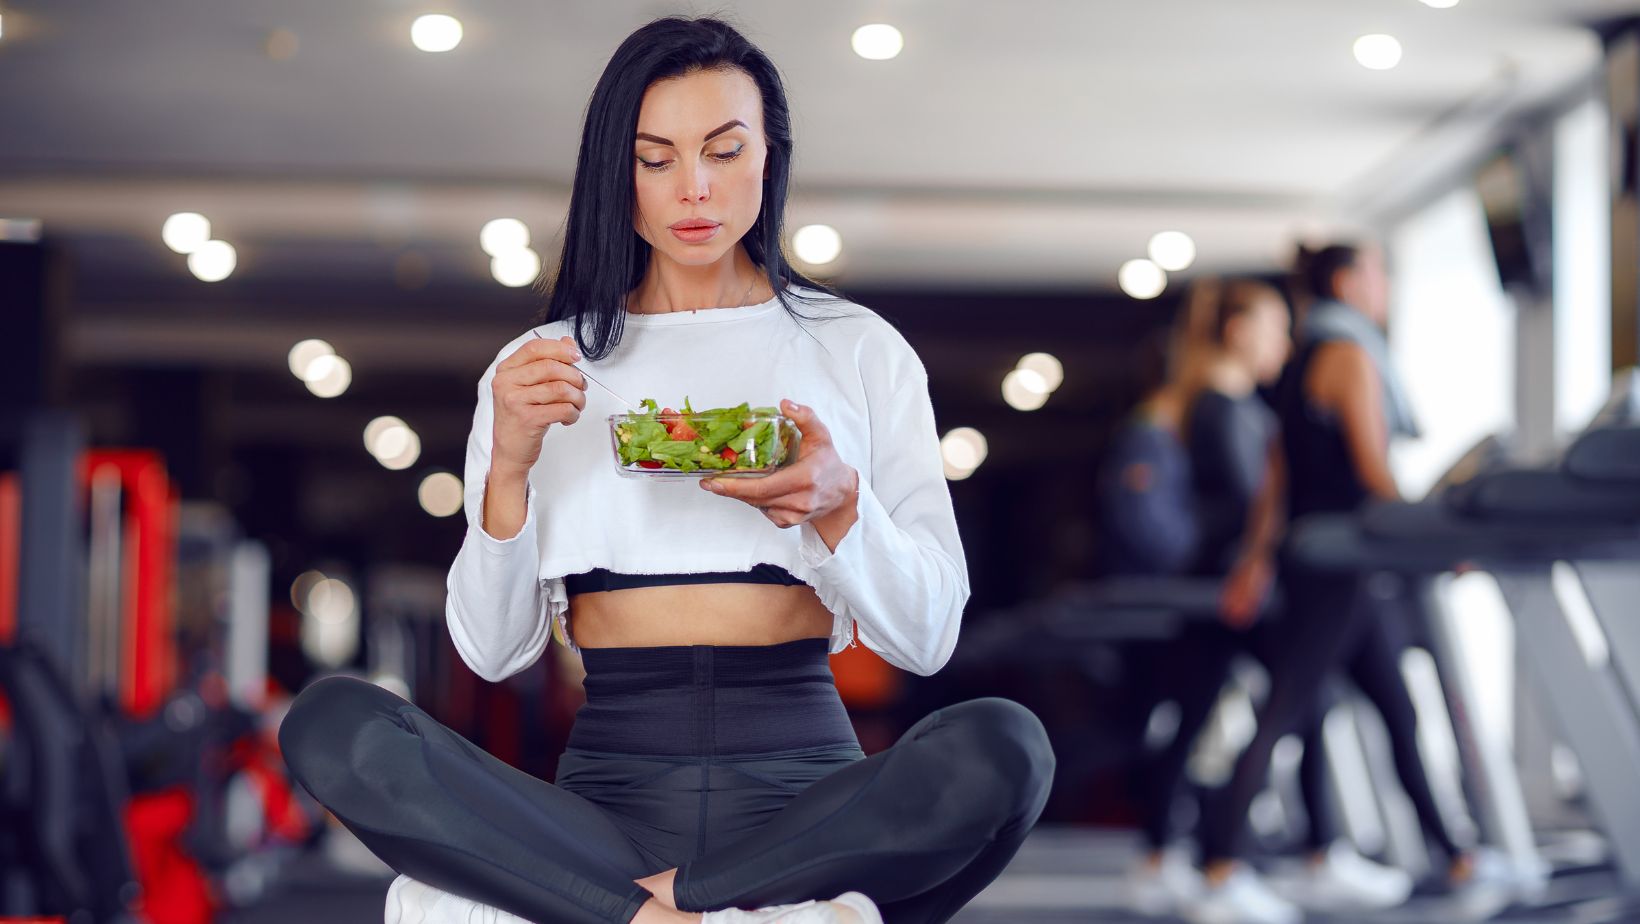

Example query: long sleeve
[444,356,557,683]
[796,343,969,676]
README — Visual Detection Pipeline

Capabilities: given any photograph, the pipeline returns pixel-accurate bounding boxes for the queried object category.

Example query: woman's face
[1337,246,1390,325]
[1227,296,1292,384]
[632,68,768,269]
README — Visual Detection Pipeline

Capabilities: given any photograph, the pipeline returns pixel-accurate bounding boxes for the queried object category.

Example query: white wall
[1386,187,1516,499]
[1553,93,1614,437]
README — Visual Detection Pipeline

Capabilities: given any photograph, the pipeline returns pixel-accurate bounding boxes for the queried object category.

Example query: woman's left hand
[701,399,859,547]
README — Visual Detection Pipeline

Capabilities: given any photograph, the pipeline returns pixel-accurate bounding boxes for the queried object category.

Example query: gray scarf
[1303,299,1420,439]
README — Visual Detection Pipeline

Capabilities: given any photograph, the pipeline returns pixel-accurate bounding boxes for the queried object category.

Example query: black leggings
[1136,623,1328,853]
[1199,572,1463,864]
[278,639,1055,923]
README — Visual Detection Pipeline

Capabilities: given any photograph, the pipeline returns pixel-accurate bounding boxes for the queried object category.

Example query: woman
[1190,244,1476,924]
[1120,280,1293,915]
[276,16,1054,924]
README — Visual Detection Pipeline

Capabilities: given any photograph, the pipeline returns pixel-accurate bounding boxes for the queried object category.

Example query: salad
[612,398,795,474]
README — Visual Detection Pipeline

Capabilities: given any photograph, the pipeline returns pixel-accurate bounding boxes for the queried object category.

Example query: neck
[1140,384,1189,433]
[1202,353,1255,397]
[629,246,771,314]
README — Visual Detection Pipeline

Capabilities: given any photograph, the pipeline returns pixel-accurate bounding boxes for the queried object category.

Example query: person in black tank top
[1196,245,1484,922]
[1273,340,1374,519]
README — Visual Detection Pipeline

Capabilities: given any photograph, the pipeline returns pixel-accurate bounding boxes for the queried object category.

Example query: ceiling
[0,0,1626,294]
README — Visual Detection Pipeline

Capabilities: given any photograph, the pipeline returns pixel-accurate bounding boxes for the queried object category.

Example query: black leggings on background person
[1198,570,1463,865]
[1135,623,1331,854]
[279,639,1056,924]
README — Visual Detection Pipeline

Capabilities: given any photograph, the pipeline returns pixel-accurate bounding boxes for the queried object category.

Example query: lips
[668,219,722,244]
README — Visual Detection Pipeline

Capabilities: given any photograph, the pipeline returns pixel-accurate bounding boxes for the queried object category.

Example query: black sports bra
[563,564,806,596]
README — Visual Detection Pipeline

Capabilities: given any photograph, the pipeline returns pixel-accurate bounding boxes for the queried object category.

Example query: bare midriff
[567,582,834,648]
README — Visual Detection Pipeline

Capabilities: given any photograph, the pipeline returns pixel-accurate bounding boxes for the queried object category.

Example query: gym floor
[222,826,1640,924]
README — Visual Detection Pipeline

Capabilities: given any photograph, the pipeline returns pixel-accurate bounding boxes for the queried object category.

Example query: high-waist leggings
[278,639,1056,923]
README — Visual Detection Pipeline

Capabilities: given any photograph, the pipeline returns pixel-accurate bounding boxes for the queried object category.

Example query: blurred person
[277,16,1052,924]
[1093,330,1200,581]
[1119,280,1299,918]
[1191,244,1483,924]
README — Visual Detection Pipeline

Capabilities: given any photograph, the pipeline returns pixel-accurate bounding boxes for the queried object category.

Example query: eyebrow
[634,119,748,147]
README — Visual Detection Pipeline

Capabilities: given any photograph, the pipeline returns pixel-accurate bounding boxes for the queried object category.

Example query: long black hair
[539,16,841,360]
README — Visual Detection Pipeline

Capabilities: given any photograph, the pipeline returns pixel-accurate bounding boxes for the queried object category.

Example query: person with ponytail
[1119,279,1302,918]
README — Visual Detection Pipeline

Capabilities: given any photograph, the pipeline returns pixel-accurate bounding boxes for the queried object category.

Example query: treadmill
[1286,371,1640,894]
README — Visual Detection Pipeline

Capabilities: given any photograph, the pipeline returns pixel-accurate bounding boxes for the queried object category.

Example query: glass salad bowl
[609,400,801,479]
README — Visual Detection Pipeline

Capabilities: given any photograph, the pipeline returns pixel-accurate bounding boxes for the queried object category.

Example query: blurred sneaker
[1285,842,1412,911]
[701,891,883,924]
[1186,867,1301,924]
[1446,848,1518,921]
[1127,849,1205,916]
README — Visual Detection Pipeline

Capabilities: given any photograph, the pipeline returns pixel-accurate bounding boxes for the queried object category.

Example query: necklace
[635,275,760,315]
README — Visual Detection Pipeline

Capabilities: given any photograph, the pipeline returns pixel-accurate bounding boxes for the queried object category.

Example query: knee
[932,698,1056,821]
[278,675,401,800]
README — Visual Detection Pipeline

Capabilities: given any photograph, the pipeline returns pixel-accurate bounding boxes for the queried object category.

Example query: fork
[530,329,641,411]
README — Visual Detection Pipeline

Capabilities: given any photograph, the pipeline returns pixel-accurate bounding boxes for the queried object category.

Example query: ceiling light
[1353,34,1402,71]
[304,355,352,398]
[1418,0,1458,7]
[1016,353,1063,392]
[480,218,530,256]
[380,430,422,470]
[187,240,237,282]
[1147,231,1196,272]
[1001,370,1050,411]
[287,339,335,380]
[491,247,541,287]
[851,24,903,60]
[162,212,211,254]
[365,416,410,459]
[792,224,842,265]
[307,577,356,625]
[1118,258,1167,299]
[940,427,989,472]
[290,570,325,612]
[1013,367,1049,395]
[411,14,462,53]
[418,472,464,518]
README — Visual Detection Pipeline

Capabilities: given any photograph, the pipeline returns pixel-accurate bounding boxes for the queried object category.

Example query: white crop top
[443,289,969,680]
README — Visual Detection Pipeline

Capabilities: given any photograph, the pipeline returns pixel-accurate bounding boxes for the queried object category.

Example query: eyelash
[637,148,743,173]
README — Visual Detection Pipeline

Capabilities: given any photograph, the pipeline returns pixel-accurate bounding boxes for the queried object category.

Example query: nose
[678,161,709,205]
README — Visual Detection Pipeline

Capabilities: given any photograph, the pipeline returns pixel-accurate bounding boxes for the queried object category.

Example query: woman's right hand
[490,334,587,475]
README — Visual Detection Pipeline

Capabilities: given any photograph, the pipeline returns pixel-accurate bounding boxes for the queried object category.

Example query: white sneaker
[700,891,883,924]
[1447,848,1518,921]
[1127,850,1205,916]
[1186,867,1302,924]
[384,875,530,924]
[1287,842,1412,911]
